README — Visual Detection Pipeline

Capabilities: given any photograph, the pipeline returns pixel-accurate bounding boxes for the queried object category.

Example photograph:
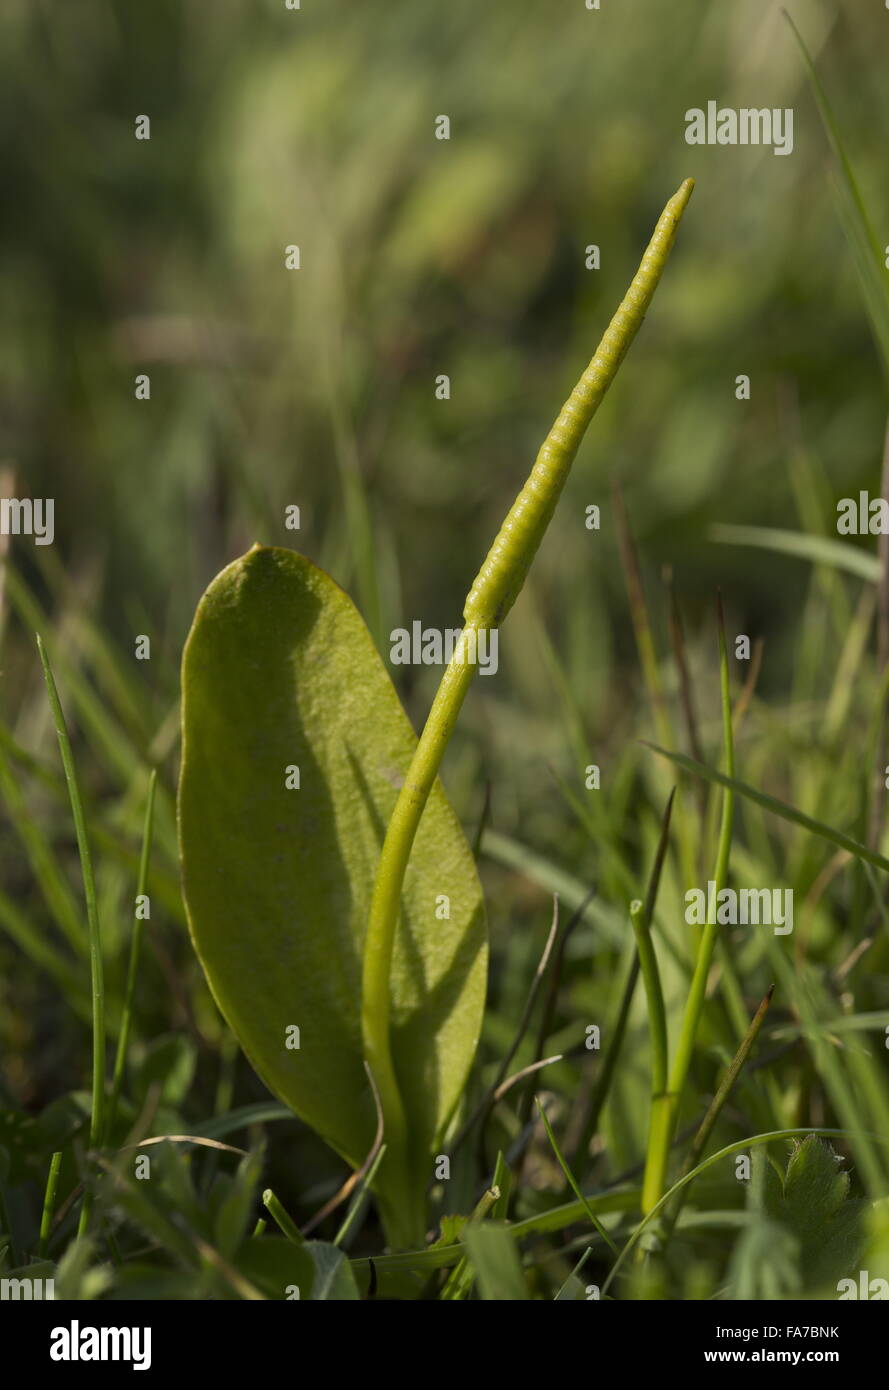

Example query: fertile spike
[463,177,695,629]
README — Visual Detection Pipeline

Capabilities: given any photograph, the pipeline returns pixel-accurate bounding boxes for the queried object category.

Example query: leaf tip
[673,176,696,211]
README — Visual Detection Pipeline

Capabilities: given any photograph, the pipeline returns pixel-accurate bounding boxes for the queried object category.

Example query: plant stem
[361,180,695,1244]
[361,627,479,1237]
[109,768,157,1135]
[662,985,774,1239]
[37,635,106,1237]
[262,1188,304,1245]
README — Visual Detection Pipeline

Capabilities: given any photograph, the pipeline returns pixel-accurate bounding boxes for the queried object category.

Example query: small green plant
[178,179,694,1249]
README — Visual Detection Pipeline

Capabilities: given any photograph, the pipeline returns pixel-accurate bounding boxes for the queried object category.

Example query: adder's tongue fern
[361,178,695,1190]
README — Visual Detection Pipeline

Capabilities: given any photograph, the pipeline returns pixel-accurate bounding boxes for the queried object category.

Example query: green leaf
[178,545,487,1241]
[97,1152,202,1270]
[350,1239,464,1300]
[765,1136,868,1289]
[429,1212,468,1249]
[238,1237,359,1300]
[214,1148,265,1260]
[196,1102,294,1140]
[306,1241,361,1300]
[463,1223,530,1301]
[237,1237,314,1300]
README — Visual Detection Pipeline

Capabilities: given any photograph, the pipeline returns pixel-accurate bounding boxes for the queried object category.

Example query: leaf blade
[178,546,487,1234]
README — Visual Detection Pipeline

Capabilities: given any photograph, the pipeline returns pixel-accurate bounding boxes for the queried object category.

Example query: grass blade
[643,597,734,1214]
[554,1245,593,1300]
[462,1223,530,1300]
[333,1144,388,1249]
[630,895,668,1101]
[786,13,889,380]
[710,523,881,582]
[37,634,106,1237]
[569,788,676,1168]
[109,769,157,1134]
[535,1097,619,1256]
[663,985,774,1240]
[644,743,889,874]
[38,1151,63,1258]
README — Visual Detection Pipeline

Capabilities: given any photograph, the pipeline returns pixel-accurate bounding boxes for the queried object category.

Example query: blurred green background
[2,0,889,1266]
[4,0,887,852]
[5,0,887,666]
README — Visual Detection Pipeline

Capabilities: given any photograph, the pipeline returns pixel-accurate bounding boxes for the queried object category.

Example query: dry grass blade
[112,1135,248,1156]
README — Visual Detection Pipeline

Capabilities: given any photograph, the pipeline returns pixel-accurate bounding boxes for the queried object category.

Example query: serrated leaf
[766,1137,868,1289]
[863,1202,889,1288]
[178,545,487,1236]
[782,1135,850,1224]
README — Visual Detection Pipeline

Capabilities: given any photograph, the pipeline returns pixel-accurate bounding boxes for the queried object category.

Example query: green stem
[109,769,157,1134]
[361,629,479,1234]
[262,1188,304,1245]
[361,180,695,1244]
[37,635,106,1237]
[662,984,774,1240]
